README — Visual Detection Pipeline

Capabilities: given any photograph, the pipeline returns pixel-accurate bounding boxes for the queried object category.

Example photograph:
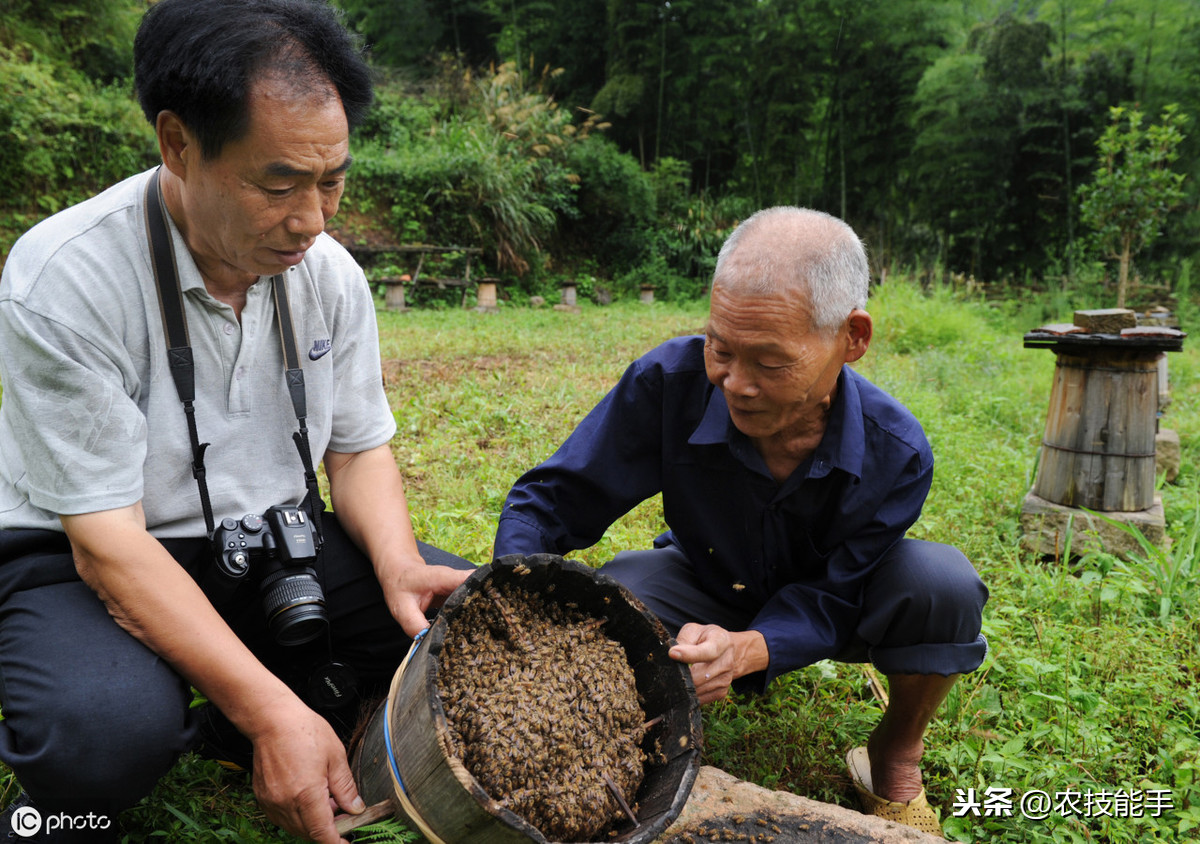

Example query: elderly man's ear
[844,309,873,364]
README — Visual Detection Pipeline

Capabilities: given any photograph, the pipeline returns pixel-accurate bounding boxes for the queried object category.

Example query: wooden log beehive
[351,554,702,843]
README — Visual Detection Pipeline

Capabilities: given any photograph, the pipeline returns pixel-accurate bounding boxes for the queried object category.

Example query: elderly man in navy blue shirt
[493,206,986,836]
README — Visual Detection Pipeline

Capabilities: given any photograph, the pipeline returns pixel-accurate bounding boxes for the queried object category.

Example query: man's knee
[599,547,755,635]
[863,540,987,643]
[601,548,681,594]
[0,576,197,812]
[13,673,195,812]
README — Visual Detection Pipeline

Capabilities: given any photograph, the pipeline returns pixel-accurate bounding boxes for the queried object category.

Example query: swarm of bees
[437,580,648,841]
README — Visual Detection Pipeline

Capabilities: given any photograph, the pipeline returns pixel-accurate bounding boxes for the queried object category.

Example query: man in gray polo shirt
[0,1,473,841]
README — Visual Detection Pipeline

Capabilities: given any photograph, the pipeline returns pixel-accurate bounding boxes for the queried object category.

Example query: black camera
[209,504,329,646]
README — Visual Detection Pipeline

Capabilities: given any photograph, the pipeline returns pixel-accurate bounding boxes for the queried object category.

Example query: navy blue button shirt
[494,335,933,684]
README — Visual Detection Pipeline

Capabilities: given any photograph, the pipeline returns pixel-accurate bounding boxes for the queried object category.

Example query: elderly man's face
[176,76,350,281]
[704,283,850,442]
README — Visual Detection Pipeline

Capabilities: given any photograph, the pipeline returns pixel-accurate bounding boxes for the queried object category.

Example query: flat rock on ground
[655,766,942,843]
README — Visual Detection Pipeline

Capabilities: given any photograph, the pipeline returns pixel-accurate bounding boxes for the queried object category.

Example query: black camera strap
[271,274,324,544]
[145,168,216,535]
[144,167,324,540]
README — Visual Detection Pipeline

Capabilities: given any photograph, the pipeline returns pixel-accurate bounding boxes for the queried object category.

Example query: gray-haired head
[711,206,869,334]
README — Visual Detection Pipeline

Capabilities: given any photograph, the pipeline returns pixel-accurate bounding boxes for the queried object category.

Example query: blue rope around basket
[383,627,425,789]
[381,626,448,844]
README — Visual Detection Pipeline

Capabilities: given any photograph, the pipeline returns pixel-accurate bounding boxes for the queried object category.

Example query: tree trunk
[655,12,666,164]
[1117,234,1133,309]
[839,96,846,221]
[1059,3,1074,284]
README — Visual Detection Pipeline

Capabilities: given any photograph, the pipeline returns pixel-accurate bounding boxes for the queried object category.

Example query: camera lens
[259,568,328,646]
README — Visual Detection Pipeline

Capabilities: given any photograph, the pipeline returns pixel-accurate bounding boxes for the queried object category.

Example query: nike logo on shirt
[309,339,332,361]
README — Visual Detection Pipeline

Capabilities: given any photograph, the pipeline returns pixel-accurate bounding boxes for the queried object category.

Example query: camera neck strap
[144,167,324,540]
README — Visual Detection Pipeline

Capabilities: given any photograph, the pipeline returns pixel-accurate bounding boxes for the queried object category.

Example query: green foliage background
[2,0,1200,303]
[0,1,155,228]
[335,0,1200,289]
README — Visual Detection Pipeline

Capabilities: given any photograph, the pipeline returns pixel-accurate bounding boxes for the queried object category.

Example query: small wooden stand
[343,244,484,310]
[639,283,656,304]
[1019,309,1185,559]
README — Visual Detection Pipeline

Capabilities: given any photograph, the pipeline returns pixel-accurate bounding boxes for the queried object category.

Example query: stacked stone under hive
[436,578,649,841]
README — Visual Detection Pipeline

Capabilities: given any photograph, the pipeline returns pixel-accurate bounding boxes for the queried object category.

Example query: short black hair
[134,0,373,160]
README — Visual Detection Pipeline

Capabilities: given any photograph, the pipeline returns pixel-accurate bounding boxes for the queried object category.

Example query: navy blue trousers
[599,538,988,685]
[0,519,474,818]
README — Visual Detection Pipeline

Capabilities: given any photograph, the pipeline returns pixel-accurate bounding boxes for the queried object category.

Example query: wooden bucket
[351,553,702,843]
[1032,350,1160,511]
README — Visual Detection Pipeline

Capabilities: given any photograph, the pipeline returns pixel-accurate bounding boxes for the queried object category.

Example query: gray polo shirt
[0,169,395,537]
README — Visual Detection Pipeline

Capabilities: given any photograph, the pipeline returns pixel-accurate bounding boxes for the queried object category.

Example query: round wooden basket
[351,553,703,843]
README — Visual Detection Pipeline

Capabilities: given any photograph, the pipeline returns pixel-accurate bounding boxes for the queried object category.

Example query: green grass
[3,285,1199,842]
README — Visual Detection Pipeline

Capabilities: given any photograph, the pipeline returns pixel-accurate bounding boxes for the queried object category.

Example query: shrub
[0,46,155,216]
[346,63,606,280]
[553,135,656,274]
[346,120,559,275]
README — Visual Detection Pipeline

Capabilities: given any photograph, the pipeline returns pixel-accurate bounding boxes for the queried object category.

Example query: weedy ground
[2,280,1198,843]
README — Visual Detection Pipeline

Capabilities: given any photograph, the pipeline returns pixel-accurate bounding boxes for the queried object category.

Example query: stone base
[1019,490,1166,561]
[657,766,940,842]
[1157,428,1180,483]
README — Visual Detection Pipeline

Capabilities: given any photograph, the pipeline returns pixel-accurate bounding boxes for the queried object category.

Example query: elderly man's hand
[250,698,364,844]
[669,623,769,704]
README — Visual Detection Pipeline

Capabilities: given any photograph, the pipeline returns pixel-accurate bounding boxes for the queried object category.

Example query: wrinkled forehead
[705,282,819,340]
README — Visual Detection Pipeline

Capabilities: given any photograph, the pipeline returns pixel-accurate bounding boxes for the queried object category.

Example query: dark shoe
[193,702,254,773]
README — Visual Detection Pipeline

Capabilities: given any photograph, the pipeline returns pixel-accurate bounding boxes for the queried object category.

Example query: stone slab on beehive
[1036,323,1085,335]
[656,766,942,843]
[1073,308,1137,334]
[1018,489,1166,561]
